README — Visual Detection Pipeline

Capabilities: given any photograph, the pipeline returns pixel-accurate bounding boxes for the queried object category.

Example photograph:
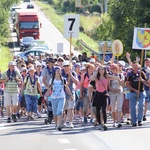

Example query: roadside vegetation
[37,0,150,60]
[0,0,19,71]
[35,0,101,55]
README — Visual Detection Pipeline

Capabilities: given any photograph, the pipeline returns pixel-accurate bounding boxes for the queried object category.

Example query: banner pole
[70,33,72,64]
[137,23,147,100]
[102,42,106,65]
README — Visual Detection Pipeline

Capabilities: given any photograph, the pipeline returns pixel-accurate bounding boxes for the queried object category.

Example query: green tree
[0,0,19,45]
[93,0,150,60]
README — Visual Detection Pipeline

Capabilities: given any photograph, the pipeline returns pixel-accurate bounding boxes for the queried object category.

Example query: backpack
[50,76,66,92]
[24,75,38,89]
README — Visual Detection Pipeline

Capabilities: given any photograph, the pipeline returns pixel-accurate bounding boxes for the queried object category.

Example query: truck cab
[15,9,42,44]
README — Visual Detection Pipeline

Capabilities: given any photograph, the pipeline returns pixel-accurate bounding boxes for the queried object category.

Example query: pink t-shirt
[96,78,108,93]
[80,73,90,88]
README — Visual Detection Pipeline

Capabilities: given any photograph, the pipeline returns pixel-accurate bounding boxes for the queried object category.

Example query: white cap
[8,61,16,66]
[62,61,70,66]
[72,60,76,63]
[28,67,36,72]
[90,58,95,63]
[21,67,27,72]
[81,61,87,66]
[80,66,86,71]
[36,62,42,67]
[118,60,125,66]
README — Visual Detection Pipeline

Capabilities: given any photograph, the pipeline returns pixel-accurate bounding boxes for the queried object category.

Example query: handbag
[99,78,109,97]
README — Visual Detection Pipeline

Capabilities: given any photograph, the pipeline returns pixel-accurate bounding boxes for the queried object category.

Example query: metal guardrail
[78,39,99,55]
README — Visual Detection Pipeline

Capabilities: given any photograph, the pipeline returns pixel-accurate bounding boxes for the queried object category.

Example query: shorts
[145,90,150,102]
[4,92,19,107]
[25,94,38,113]
[82,96,90,113]
[64,99,75,110]
[75,99,83,110]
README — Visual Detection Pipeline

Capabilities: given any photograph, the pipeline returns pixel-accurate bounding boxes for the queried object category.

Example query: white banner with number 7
[64,14,80,38]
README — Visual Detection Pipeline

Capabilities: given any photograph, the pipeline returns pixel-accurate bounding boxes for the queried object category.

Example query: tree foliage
[93,0,150,60]
[0,0,19,45]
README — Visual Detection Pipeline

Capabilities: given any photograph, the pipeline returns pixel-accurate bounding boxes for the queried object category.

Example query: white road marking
[64,149,77,150]
[57,138,71,144]
[0,127,11,131]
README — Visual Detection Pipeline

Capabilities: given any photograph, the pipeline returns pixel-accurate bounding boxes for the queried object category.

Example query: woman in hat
[22,67,42,120]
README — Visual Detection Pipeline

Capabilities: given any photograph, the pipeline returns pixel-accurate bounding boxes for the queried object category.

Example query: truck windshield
[19,21,39,29]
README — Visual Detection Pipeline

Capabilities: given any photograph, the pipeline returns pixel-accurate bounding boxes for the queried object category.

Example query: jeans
[51,97,65,116]
[129,91,146,124]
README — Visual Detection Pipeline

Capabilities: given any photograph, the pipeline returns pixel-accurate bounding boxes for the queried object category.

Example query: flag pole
[137,23,147,100]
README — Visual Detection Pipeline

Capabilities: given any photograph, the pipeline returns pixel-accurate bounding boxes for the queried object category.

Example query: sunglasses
[99,68,104,70]
[22,70,27,72]
[64,65,69,67]
[37,66,41,67]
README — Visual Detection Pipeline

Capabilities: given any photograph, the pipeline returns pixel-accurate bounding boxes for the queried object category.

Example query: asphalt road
[1,108,150,150]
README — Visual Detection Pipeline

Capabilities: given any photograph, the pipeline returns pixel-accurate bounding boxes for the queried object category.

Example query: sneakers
[97,124,102,130]
[102,124,108,131]
[12,114,17,122]
[90,118,94,123]
[69,122,74,128]
[55,125,58,130]
[27,116,34,121]
[143,115,146,121]
[132,123,137,127]
[126,118,131,125]
[138,121,142,126]
[37,113,41,118]
[117,122,122,128]
[83,117,88,123]
[63,122,68,128]
[7,117,11,123]
[113,123,117,127]
[17,113,21,119]
[58,126,62,131]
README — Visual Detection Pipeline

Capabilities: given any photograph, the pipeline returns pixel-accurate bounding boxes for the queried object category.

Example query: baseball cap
[21,67,27,72]
[81,61,87,66]
[62,61,70,66]
[36,62,42,67]
[80,66,86,71]
[74,64,81,69]
[118,60,125,67]
[72,60,76,63]
[48,58,54,63]
[28,67,36,72]
[90,58,95,63]
[9,61,16,66]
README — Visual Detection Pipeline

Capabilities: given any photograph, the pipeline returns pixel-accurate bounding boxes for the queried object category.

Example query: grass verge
[0,47,13,72]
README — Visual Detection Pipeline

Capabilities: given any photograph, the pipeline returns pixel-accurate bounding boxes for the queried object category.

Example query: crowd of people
[0,51,150,131]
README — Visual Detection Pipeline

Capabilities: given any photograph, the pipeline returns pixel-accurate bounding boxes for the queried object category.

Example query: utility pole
[104,0,108,13]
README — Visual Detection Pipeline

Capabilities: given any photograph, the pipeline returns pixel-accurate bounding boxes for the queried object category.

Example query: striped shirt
[1,70,22,93]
